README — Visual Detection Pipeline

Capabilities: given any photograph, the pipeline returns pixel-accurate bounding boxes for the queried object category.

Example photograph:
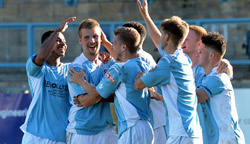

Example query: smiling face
[111,35,123,61]
[198,43,210,68]
[182,30,200,56]
[51,32,67,58]
[78,27,101,57]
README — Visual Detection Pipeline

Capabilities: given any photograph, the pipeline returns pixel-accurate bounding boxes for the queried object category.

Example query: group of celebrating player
[20,0,245,143]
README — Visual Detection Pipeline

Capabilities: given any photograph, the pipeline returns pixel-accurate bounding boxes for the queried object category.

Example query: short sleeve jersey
[20,54,71,142]
[96,57,152,137]
[137,49,166,129]
[141,49,202,137]
[66,53,115,135]
[198,68,245,143]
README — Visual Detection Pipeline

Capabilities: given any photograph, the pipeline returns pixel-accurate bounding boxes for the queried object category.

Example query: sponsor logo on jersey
[105,72,116,83]
[44,80,68,91]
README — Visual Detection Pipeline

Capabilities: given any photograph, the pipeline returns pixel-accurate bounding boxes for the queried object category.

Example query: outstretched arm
[34,17,76,66]
[134,71,146,90]
[69,67,101,108]
[137,0,161,49]
[100,30,115,58]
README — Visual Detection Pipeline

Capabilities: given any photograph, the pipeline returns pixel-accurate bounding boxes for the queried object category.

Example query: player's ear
[198,40,202,47]
[78,37,81,44]
[210,51,216,59]
[122,44,127,52]
[165,33,170,43]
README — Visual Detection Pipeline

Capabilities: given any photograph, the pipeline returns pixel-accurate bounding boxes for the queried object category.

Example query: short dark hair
[202,32,226,57]
[41,30,54,44]
[114,27,140,54]
[122,22,147,45]
[78,18,100,37]
[160,16,189,47]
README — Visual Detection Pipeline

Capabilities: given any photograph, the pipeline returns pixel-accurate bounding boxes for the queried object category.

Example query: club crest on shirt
[99,84,104,89]
[105,72,116,83]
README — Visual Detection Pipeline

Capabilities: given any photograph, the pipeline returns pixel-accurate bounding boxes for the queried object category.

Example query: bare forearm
[78,79,98,97]
[142,14,161,48]
[78,93,101,108]
[34,32,58,66]
[102,41,115,58]
[196,89,209,103]
[134,78,146,90]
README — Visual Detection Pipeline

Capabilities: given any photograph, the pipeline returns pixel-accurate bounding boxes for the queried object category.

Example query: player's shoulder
[71,53,88,66]
[158,55,172,65]
[203,70,223,85]
[109,62,125,72]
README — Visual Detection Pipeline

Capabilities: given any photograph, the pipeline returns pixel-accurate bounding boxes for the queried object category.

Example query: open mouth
[89,45,98,50]
[58,47,65,53]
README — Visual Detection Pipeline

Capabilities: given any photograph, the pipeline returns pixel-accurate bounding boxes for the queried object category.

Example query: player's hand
[78,94,101,108]
[56,16,76,33]
[99,52,111,64]
[149,87,155,93]
[137,0,149,17]
[69,67,86,85]
[149,87,164,101]
[215,59,229,73]
[73,96,83,107]
[101,29,109,45]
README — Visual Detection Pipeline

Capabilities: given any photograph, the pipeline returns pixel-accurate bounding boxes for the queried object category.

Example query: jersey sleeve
[96,64,120,99]
[197,75,225,97]
[26,54,43,78]
[141,56,170,88]
[105,57,116,67]
[67,66,88,96]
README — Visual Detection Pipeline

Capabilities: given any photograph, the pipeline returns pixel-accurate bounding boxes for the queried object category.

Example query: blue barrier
[0,0,3,8]
[0,92,32,144]
[1,18,250,67]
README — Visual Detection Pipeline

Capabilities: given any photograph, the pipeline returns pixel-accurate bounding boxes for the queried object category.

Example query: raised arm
[137,0,161,48]
[34,17,76,66]
[100,30,115,58]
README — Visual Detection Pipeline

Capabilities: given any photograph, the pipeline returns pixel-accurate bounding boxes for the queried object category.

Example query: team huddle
[20,0,245,144]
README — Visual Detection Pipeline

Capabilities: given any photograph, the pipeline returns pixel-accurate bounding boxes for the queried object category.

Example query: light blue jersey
[141,49,202,138]
[66,53,115,135]
[198,68,245,144]
[193,63,219,144]
[20,54,71,142]
[96,57,152,137]
[137,49,166,129]
[193,63,205,87]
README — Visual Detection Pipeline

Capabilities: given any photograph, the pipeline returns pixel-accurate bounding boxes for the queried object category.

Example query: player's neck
[46,57,61,67]
[203,61,217,76]
[122,52,137,62]
[188,53,199,68]
[83,52,99,64]
[165,42,178,55]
